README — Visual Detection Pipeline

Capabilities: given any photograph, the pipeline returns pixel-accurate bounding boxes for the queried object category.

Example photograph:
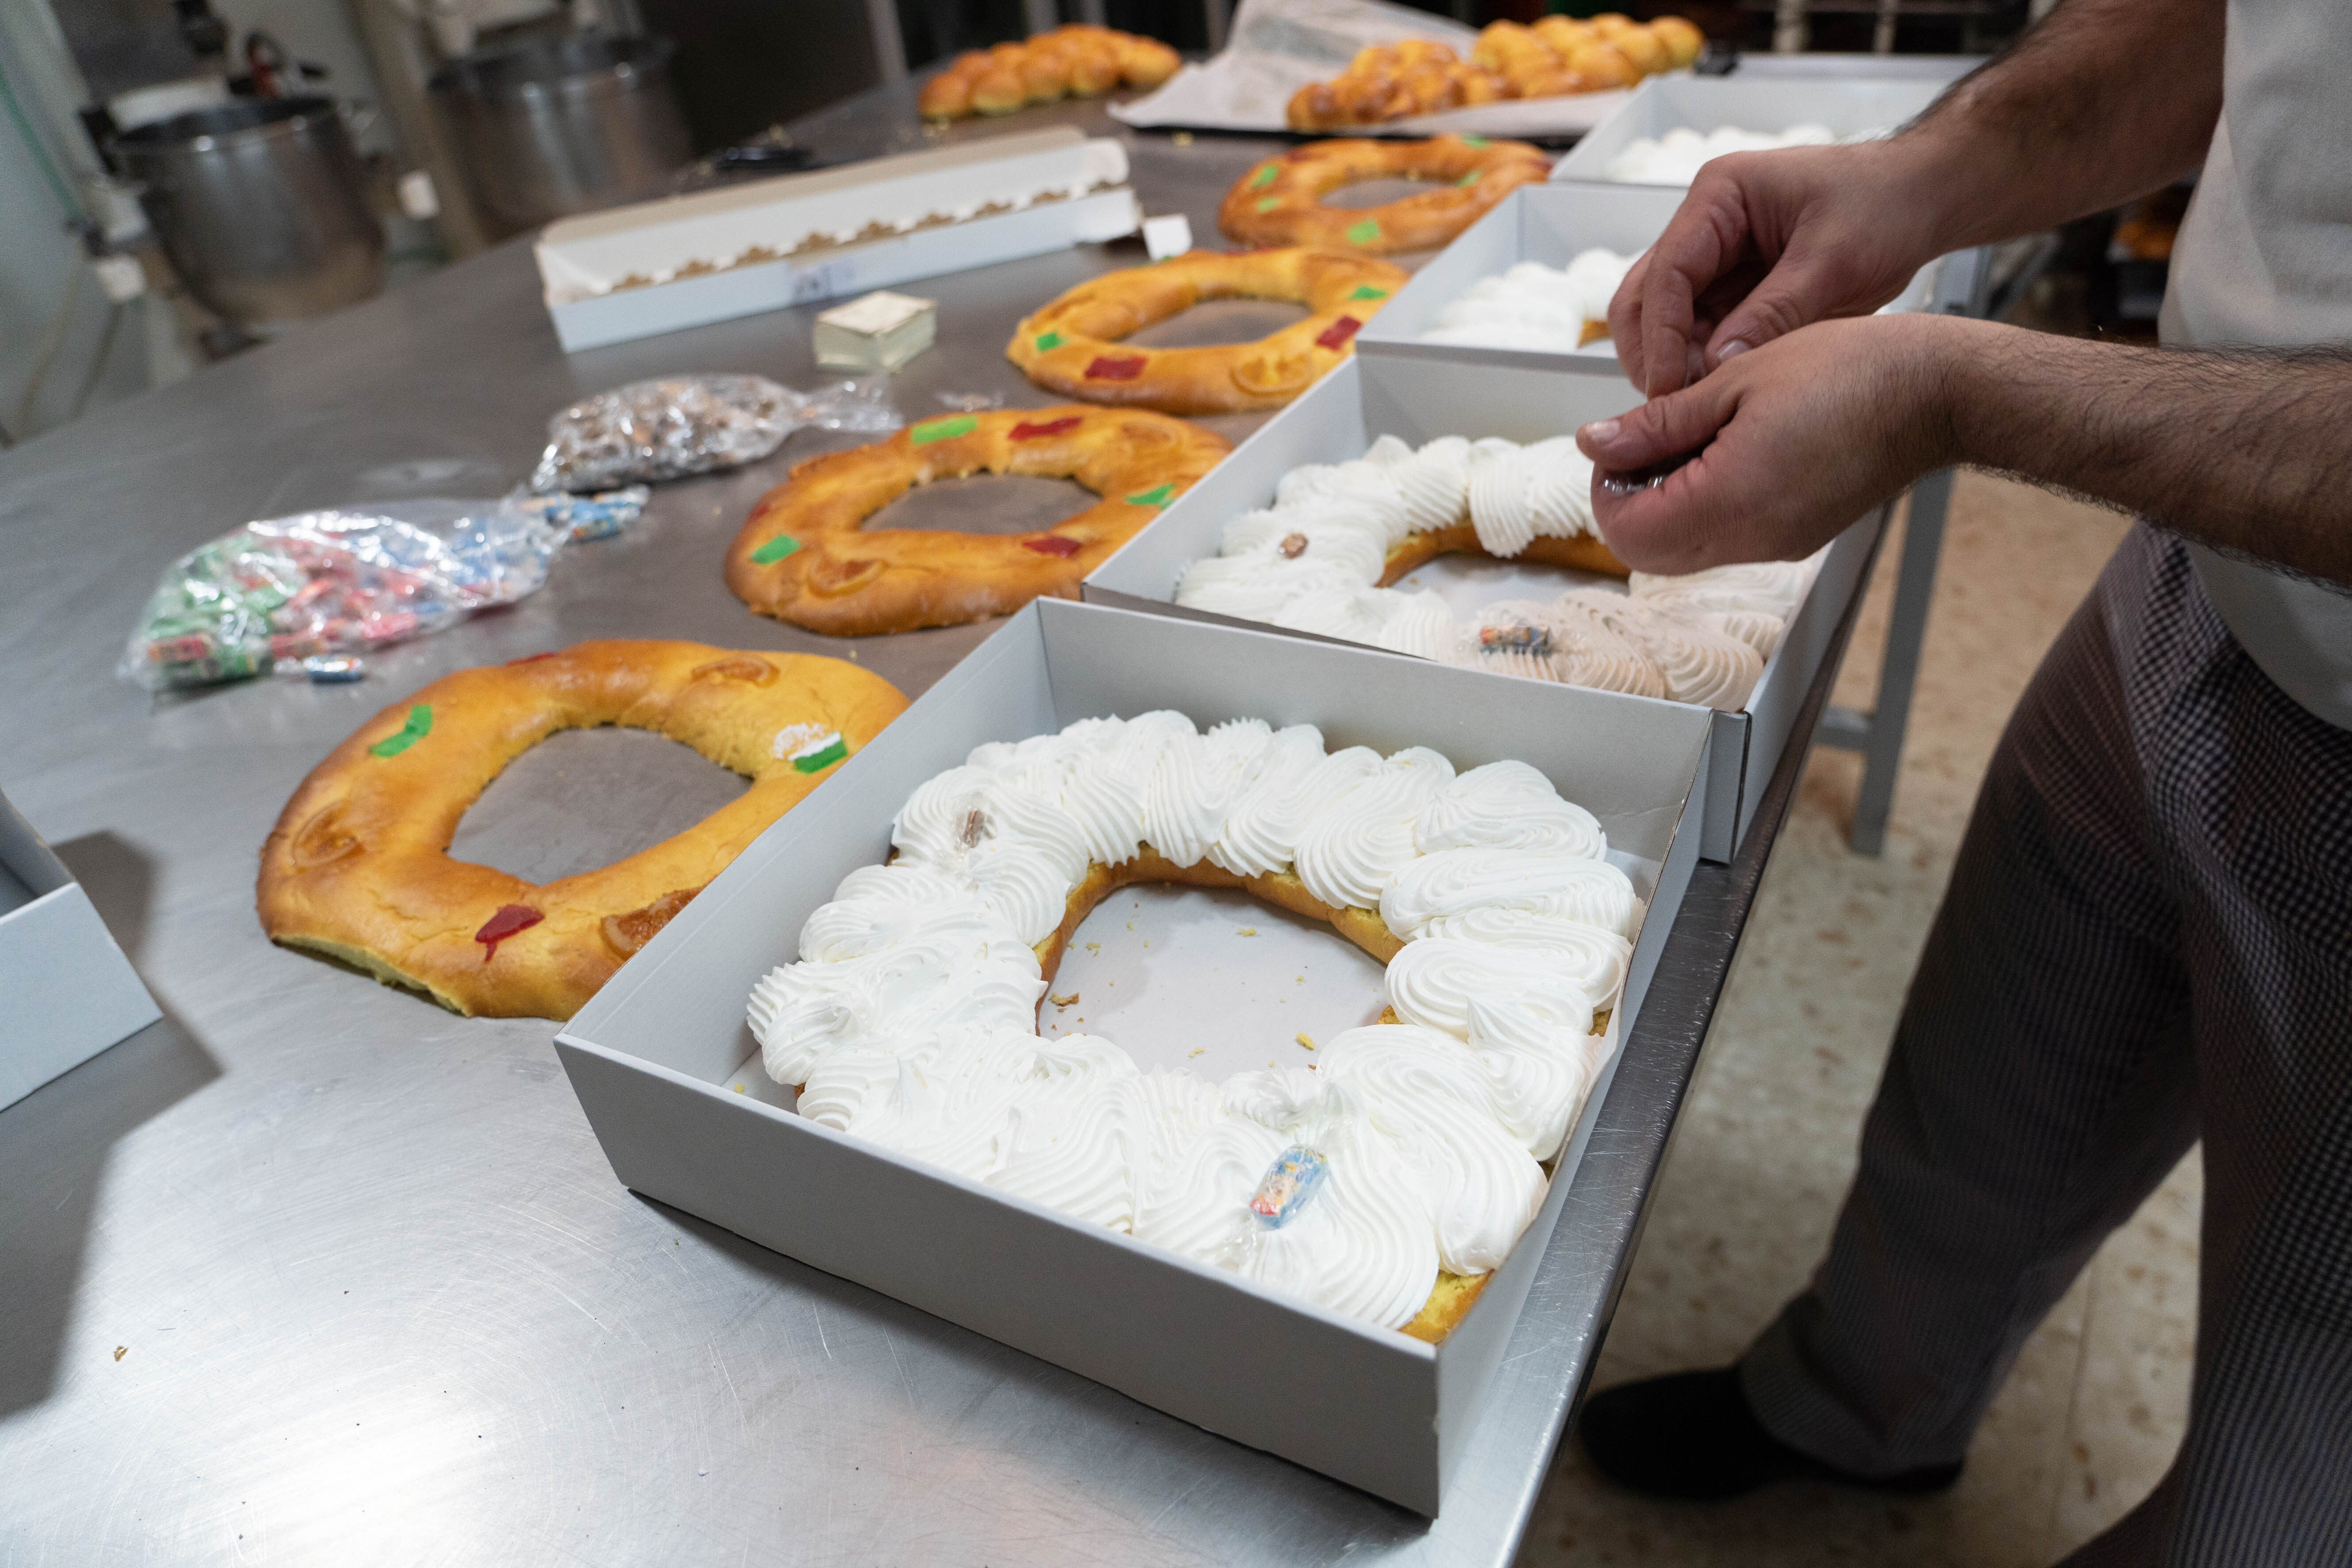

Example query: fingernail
[1715,339,1751,362]
[1581,418,1621,443]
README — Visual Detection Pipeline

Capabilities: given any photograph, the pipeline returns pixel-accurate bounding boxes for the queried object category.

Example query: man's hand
[1578,315,1963,573]
[1610,140,1951,397]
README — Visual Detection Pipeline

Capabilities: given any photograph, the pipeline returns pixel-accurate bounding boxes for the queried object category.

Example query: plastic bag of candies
[528,374,901,493]
[119,499,566,691]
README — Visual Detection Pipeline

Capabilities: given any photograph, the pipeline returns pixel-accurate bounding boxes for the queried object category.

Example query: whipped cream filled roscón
[1603,123,1841,185]
[1173,434,1821,712]
[748,713,1641,1334]
[1416,249,1636,355]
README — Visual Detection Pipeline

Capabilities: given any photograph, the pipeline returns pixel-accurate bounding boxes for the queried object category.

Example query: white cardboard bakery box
[1548,73,1949,185]
[1080,354,1876,863]
[1352,182,1941,379]
[0,789,162,1111]
[554,597,1711,1514]
[536,128,1142,352]
[1728,51,1979,84]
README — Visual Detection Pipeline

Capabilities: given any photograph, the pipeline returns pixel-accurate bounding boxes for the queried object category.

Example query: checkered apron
[1740,524,2352,1565]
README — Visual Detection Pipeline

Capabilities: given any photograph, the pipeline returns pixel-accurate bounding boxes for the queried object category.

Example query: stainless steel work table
[0,82,1881,1565]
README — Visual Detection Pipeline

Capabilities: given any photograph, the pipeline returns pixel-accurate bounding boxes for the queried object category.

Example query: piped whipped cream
[1603,123,1846,185]
[1417,251,1636,355]
[747,713,1643,1332]
[1173,435,1826,713]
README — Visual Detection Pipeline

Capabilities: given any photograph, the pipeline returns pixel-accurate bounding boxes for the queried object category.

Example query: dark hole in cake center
[1389,555,1626,615]
[1039,882,1388,1084]
[866,473,1095,535]
[1320,176,1440,209]
[448,726,749,885]
[1127,298,1311,349]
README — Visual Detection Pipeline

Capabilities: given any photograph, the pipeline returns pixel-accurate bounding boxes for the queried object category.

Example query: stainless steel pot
[112,97,386,327]
[430,34,694,239]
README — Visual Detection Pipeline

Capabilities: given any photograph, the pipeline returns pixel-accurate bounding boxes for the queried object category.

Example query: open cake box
[0,788,161,1111]
[1081,354,1879,862]
[535,127,1143,352]
[554,597,1711,1513]
[1548,73,1949,186]
[1354,182,1943,378]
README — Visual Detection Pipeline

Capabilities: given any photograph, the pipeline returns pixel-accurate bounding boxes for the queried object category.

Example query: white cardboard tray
[0,789,162,1111]
[1079,354,1877,862]
[1729,51,1980,83]
[554,597,1711,1514]
[1549,73,1948,185]
[1352,182,1942,379]
[535,128,1142,352]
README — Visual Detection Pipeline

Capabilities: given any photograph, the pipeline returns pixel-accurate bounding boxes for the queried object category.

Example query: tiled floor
[1517,475,2200,1567]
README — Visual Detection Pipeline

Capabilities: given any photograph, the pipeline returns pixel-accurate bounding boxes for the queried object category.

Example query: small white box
[535,128,1142,353]
[1141,212,1193,260]
[813,289,936,371]
[0,790,162,1111]
[1080,354,1882,863]
[1550,74,1946,186]
[556,597,1711,1514]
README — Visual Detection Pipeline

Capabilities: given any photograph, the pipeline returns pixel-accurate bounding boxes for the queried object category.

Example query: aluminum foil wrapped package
[530,374,901,493]
[119,499,566,691]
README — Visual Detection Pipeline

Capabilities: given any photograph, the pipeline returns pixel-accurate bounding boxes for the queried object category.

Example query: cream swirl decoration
[1602,123,1844,185]
[747,714,1644,1334]
[1416,250,1636,355]
[1173,435,1824,713]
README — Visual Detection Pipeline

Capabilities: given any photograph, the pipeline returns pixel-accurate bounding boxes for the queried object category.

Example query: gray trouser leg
[1742,544,2197,1476]
[1744,528,2352,1564]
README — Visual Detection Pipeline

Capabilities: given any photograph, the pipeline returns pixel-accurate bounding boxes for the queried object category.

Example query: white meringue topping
[749,716,1636,1333]
[1170,435,1818,712]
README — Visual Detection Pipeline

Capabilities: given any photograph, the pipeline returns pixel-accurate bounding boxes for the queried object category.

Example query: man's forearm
[1943,322,2352,587]
[1892,0,2225,252]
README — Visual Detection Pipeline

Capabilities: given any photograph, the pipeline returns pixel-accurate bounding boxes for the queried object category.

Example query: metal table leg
[1815,468,1954,855]
[1809,246,1991,855]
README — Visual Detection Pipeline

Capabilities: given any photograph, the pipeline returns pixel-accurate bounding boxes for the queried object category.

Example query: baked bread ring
[917,25,1179,121]
[258,640,909,1020]
[1219,135,1551,255]
[726,405,1231,636]
[1005,247,1408,414]
[1380,524,1628,583]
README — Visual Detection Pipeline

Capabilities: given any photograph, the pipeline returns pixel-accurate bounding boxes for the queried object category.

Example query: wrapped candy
[529,374,901,493]
[119,500,565,691]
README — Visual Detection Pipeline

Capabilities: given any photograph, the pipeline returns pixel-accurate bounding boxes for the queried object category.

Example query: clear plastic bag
[510,484,650,542]
[530,374,901,493]
[120,499,566,691]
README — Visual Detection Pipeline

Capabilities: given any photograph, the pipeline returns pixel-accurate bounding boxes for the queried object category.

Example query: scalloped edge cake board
[0,789,162,1111]
[1352,183,1943,378]
[1078,353,1881,863]
[535,128,1141,352]
[555,597,1711,1514]
[1547,73,1948,186]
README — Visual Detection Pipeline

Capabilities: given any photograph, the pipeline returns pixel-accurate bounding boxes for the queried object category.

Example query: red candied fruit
[1314,315,1363,351]
[474,903,544,962]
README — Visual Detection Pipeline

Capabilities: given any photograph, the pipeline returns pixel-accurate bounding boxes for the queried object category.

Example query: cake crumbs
[1049,992,1079,1007]
[1084,940,1101,954]
[1188,1046,1205,1057]
[1296,1032,1317,1050]
[731,1083,746,1094]
[1237,926,1257,936]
